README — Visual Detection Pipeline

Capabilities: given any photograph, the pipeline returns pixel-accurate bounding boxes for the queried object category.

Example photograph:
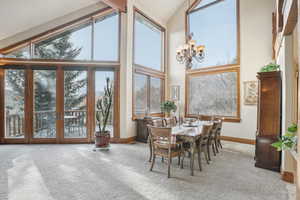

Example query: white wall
[167,0,274,140]
[119,0,168,139]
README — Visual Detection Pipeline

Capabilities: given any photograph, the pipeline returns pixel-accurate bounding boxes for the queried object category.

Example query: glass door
[33,69,57,139]
[63,69,88,139]
[95,70,114,137]
[4,69,26,139]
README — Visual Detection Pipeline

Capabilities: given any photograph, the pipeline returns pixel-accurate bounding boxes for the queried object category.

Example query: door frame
[0,63,120,144]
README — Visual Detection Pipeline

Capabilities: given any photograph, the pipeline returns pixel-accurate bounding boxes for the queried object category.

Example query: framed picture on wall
[170,85,180,101]
[244,81,258,105]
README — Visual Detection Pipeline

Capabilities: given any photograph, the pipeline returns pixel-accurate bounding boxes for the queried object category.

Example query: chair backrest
[215,117,224,136]
[202,124,213,137]
[164,116,177,127]
[150,119,164,127]
[148,126,173,150]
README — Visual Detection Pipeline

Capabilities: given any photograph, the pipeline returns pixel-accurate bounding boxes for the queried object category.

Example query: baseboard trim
[110,136,136,144]
[281,171,294,183]
[221,136,255,145]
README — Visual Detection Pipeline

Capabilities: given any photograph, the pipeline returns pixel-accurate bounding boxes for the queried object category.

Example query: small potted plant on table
[161,100,177,118]
[95,77,113,150]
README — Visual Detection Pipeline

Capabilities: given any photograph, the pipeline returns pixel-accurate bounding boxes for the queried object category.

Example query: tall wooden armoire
[255,71,282,172]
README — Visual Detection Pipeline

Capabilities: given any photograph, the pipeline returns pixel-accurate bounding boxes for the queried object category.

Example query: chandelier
[176,33,205,70]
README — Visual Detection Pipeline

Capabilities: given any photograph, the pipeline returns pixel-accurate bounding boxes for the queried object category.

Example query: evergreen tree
[8,34,87,113]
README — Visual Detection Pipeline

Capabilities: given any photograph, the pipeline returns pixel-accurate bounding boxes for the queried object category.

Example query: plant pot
[95,131,110,148]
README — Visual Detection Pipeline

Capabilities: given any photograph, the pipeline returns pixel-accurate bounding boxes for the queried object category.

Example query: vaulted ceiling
[0,0,187,44]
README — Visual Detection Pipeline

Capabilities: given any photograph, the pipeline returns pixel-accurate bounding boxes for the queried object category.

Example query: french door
[1,65,117,144]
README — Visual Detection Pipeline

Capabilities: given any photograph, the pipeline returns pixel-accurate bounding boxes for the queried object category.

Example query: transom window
[134,11,164,72]
[188,0,238,69]
[3,12,119,62]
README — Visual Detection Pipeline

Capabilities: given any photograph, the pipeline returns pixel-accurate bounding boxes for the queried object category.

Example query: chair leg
[204,148,209,164]
[212,143,216,156]
[197,148,202,171]
[215,139,219,153]
[150,155,156,171]
[181,152,185,169]
[149,140,152,162]
[218,139,223,149]
[168,156,171,178]
[207,144,211,161]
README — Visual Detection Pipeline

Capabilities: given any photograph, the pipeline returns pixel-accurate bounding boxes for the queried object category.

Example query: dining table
[171,121,212,176]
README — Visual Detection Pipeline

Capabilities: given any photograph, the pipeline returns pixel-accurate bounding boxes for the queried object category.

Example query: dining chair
[215,117,225,151]
[147,118,165,162]
[148,126,183,178]
[181,124,213,171]
[163,116,177,127]
[207,121,220,161]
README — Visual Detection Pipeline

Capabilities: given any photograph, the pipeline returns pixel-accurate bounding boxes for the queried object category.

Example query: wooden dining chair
[181,124,213,171]
[148,126,183,178]
[147,118,165,162]
[163,116,177,127]
[215,117,225,151]
[207,121,220,161]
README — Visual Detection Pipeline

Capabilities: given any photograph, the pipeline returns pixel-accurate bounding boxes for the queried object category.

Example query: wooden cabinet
[255,71,282,172]
[136,117,162,143]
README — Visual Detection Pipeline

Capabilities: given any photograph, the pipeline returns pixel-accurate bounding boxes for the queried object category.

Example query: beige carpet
[0,141,293,200]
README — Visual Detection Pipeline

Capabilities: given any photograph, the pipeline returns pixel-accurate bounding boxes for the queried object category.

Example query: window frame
[132,7,166,119]
[185,0,241,122]
[186,0,240,71]
[133,7,166,73]
[0,7,121,63]
[185,67,241,122]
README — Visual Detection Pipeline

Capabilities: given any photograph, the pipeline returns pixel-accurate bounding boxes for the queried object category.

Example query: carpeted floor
[0,141,294,200]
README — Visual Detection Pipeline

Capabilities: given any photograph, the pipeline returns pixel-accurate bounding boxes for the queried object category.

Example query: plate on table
[182,124,198,127]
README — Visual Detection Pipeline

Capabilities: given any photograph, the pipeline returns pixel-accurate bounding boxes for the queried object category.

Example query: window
[134,74,148,115]
[2,11,119,62]
[133,8,165,118]
[94,13,119,61]
[35,23,92,60]
[134,11,164,71]
[4,46,30,59]
[186,0,240,121]
[150,77,162,113]
[187,69,239,118]
[188,0,238,69]
[134,73,164,116]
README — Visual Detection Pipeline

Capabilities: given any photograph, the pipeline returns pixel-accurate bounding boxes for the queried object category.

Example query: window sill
[132,113,164,121]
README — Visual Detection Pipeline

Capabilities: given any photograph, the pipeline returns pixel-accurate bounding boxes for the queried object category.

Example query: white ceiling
[135,0,186,24]
[0,0,187,42]
[0,0,102,41]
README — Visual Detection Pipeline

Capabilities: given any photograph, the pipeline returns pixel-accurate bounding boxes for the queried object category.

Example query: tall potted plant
[161,100,177,117]
[95,77,113,148]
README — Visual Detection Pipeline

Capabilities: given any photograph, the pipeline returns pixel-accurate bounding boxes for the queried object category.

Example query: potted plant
[95,77,113,149]
[271,123,298,152]
[260,62,280,72]
[161,100,177,117]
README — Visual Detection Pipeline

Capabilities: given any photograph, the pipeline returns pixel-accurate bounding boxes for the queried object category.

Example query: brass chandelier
[176,33,205,70]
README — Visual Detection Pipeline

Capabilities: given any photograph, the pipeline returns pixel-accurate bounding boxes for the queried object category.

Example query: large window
[188,0,238,69]
[187,69,239,118]
[2,11,119,62]
[186,0,240,121]
[133,8,165,118]
[134,11,164,71]
[134,73,164,116]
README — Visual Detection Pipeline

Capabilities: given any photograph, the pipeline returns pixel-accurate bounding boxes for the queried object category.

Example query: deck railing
[5,110,113,138]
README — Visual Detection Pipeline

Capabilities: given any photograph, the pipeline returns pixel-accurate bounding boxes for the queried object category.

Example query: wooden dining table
[171,121,212,176]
